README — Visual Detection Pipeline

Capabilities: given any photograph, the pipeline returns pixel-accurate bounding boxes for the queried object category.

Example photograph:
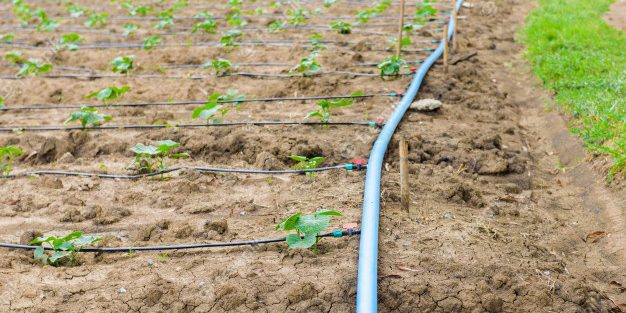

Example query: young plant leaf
[64,106,112,128]
[276,212,302,231]
[286,233,317,249]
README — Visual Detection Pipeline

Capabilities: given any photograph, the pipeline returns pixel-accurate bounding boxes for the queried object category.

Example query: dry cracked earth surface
[0,0,625,312]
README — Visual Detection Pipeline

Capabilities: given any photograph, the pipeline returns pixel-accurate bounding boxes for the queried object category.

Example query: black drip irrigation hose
[0,10,453,22]
[0,20,446,36]
[0,92,401,111]
[0,229,361,252]
[0,26,401,37]
[0,39,440,50]
[160,58,428,69]
[0,121,384,132]
[0,163,367,179]
[0,70,420,80]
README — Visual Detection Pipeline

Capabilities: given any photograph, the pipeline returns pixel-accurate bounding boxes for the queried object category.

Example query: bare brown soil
[606,0,626,30]
[1,1,625,313]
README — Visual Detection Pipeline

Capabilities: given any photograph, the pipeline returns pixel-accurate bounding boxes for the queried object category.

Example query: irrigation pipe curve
[356,1,462,312]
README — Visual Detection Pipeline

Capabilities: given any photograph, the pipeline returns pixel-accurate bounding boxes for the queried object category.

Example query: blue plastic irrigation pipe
[356,1,463,312]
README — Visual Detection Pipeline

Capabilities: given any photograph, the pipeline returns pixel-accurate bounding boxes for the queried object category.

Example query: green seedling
[267,20,286,33]
[219,89,246,109]
[355,9,377,24]
[289,155,326,177]
[220,29,242,48]
[202,58,233,76]
[64,106,112,128]
[0,145,25,175]
[111,55,135,73]
[17,58,53,77]
[192,11,213,19]
[276,209,342,253]
[193,93,223,123]
[192,90,244,123]
[37,19,59,32]
[377,55,406,78]
[226,9,246,27]
[56,33,84,51]
[154,10,174,29]
[85,13,109,28]
[228,0,243,7]
[13,3,32,26]
[31,231,101,266]
[387,36,411,51]
[0,96,4,108]
[307,33,326,52]
[306,98,354,123]
[122,23,139,36]
[402,23,419,34]
[323,0,337,8]
[34,8,59,32]
[129,5,153,16]
[291,52,321,76]
[0,33,15,44]
[330,20,351,34]
[374,0,392,13]
[142,35,161,50]
[192,17,218,34]
[415,0,437,23]
[130,140,189,174]
[4,51,25,64]
[66,4,87,18]
[86,86,130,104]
[173,0,189,11]
[287,9,308,26]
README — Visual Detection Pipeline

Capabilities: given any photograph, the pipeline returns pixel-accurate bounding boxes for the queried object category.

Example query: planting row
[1,0,443,34]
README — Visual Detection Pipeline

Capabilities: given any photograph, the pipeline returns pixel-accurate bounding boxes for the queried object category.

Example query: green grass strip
[521,0,626,180]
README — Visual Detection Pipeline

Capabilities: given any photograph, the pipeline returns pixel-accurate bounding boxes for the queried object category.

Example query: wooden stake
[399,138,410,212]
[395,0,406,57]
[443,24,449,73]
[452,4,458,51]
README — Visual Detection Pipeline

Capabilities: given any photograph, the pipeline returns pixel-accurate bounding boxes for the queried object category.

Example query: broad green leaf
[276,212,301,231]
[49,250,70,264]
[316,209,342,216]
[305,111,323,119]
[156,140,179,154]
[286,233,316,249]
[31,236,55,245]
[131,143,159,156]
[54,240,74,251]
[288,155,308,162]
[309,157,326,164]
[294,213,330,235]
[73,235,101,249]
[34,246,47,264]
